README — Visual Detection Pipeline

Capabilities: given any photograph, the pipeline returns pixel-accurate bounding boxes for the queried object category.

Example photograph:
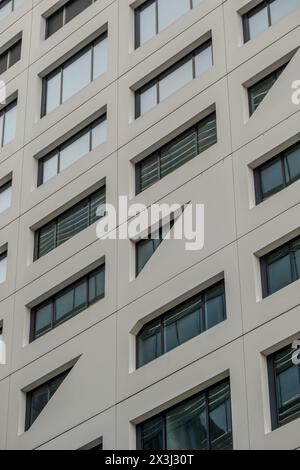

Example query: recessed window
[261,235,300,297]
[0,251,7,284]
[254,142,300,203]
[135,0,204,48]
[0,0,23,23]
[135,40,213,118]
[25,369,70,430]
[248,63,286,116]
[137,379,232,450]
[38,115,107,185]
[268,344,300,429]
[136,111,217,193]
[0,180,12,214]
[136,219,174,275]
[41,33,107,116]
[45,0,97,39]
[0,39,21,75]
[0,99,17,147]
[34,186,106,259]
[31,265,105,341]
[243,0,300,42]
[137,280,226,368]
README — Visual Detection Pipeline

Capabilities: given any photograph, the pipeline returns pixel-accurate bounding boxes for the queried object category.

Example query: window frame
[254,141,300,204]
[248,63,286,116]
[34,185,106,260]
[260,235,300,297]
[0,99,17,147]
[30,265,105,342]
[0,38,21,75]
[37,114,106,186]
[136,280,226,368]
[45,0,97,39]
[136,378,232,450]
[41,32,107,117]
[135,39,213,118]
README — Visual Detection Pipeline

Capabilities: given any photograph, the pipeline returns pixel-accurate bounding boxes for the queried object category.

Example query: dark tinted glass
[249,66,285,115]
[137,320,162,367]
[37,221,56,258]
[9,39,21,66]
[65,0,92,23]
[46,7,64,38]
[0,50,8,74]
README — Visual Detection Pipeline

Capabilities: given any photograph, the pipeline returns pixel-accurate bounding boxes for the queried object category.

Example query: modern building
[0,0,300,450]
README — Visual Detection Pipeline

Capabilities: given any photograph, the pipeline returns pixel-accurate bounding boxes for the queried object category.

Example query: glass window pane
[93,35,108,79]
[157,0,190,32]
[138,153,160,193]
[270,0,300,24]
[159,59,193,102]
[0,183,11,213]
[248,6,269,40]
[250,74,277,114]
[60,131,90,172]
[91,118,107,149]
[46,8,64,38]
[267,251,293,294]
[30,385,49,426]
[55,288,74,322]
[197,113,217,154]
[139,83,157,116]
[38,222,56,258]
[49,373,67,398]
[164,298,201,352]
[0,114,3,146]
[140,415,164,450]
[0,1,12,23]
[45,71,61,114]
[208,382,232,450]
[204,284,225,330]
[194,43,213,77]
[160,128,197,179]
[13,0,23,10]
[192,0,204,6]
[260,159,284,198]
[42,153,58,184]
[136,238,161,274]
[166,395,208,450]
[277,367,300,405]
[138,320,162,367]
[284,146,300,184]
[138,1,156,46]
[89,188,106,224]
[88,268,105,303]
[9,40,21,67]
[62,49,92,102]
[292,239,300,280]
[3,102,17,145]
[0,51,8,75]
[57,200,89,246]
[34,302,52,337]
[74,280,87,310]
[65,0,92,23]
[0,254,7,284]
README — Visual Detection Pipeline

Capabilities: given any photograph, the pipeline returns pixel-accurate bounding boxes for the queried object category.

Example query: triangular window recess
[25,368,71,430]
[248,62,288,116]
[136,218,175,276]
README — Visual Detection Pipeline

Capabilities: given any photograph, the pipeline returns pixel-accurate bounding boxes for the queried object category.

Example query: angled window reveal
[136,112,217,193]
[248,63,287,116]
[137,280,226,368]
[25,369,71,430]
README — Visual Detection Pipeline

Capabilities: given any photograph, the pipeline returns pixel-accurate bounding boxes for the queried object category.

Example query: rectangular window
[0,251,7,284]
[137,281,226,368]
[0,0,23,23]
[0,38,21,75]
[46,0,97,39]
[268,344,300,429]
[0,99,17,147]
[25,369,70,430]
[0,180,12,213]
[41,33,107,116]
[261,235,300,297]
[255,142,300,203]
[135,40,213,118]
[34,186,106,259]
[30,265,105,341]
[135,0,204,48]
[243,0,300,42]
[137,379,232,450]
[136,112,217,193]
[38,115,107,185]
[248,64,286,116]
